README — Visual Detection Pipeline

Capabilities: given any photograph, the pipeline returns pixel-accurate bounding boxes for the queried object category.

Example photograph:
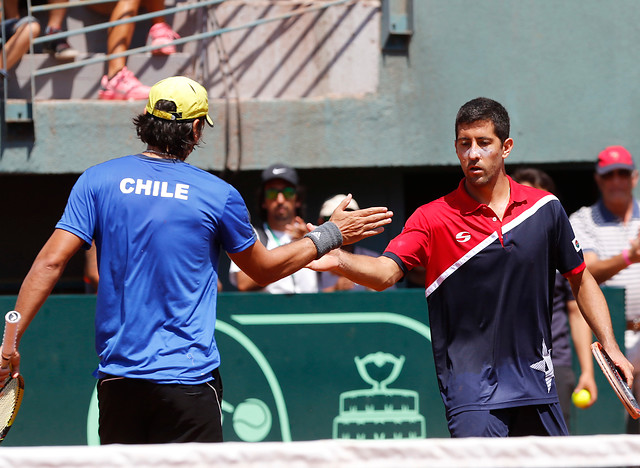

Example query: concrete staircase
[4,1,381,109]
[7,0,197,101]
[9,53,194,100]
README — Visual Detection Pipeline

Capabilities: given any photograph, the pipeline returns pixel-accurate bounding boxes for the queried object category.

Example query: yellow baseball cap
[145,76,214,127]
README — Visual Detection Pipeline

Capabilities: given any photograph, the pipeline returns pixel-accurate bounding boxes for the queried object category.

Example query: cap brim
[596,163,635,175]
[205,115,214,127]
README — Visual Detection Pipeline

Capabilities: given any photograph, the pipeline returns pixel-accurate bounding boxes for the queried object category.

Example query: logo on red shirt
[456,231,471,243]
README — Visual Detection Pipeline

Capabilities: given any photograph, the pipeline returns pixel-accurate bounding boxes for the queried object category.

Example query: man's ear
[192,119,202,140]
[502,138,514,160]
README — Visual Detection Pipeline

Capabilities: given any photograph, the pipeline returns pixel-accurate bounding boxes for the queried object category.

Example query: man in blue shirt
[2,76,393,444]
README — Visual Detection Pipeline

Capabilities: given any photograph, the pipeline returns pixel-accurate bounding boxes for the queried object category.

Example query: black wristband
[304,221,343,259]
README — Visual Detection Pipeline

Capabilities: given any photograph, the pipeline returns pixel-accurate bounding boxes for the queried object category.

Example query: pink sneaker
[148,22,180,56]
[98,67,151,101]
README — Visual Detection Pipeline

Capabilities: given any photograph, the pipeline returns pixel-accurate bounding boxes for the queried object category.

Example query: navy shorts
[447,403,569,437]
[97,367,224,444]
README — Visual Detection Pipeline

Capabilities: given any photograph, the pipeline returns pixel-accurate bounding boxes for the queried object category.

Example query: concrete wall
[3,0,628,291]
[2,0,639,173]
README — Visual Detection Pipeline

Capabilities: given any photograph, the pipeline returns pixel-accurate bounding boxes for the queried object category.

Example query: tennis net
[1,435,639,467]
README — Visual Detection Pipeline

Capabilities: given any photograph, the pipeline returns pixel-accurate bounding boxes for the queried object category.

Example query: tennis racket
[591,341,640,419]
[0,311,24,443]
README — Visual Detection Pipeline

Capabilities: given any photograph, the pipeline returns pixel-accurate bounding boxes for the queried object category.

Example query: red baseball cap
[596,146,635,175]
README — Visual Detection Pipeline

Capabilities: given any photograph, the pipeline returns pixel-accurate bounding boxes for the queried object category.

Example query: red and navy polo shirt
[383,177,585,415]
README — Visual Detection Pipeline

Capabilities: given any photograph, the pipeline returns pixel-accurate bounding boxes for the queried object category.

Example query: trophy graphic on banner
[333,352,426,439]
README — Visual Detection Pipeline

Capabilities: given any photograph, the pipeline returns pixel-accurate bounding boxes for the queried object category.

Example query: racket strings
[0,378,20,431]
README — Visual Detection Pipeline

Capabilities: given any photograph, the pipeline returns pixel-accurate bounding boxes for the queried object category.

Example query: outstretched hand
[307,249,341,272]
[327,194,393,245]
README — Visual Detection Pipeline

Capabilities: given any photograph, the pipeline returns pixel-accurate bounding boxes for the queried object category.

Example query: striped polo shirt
[383,178,585,416]
[569,199,640,321]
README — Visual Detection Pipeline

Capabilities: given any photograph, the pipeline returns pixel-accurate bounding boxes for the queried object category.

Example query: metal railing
[0,0,352,120]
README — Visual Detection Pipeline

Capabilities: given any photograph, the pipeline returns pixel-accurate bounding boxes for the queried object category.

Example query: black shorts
[447,403,569,437]
[97,367,223,444]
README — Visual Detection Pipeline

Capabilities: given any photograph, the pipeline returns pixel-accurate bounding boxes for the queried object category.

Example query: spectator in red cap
[569,145,640,433]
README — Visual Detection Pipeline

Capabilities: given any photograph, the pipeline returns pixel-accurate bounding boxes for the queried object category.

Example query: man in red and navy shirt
[310,97,633,437]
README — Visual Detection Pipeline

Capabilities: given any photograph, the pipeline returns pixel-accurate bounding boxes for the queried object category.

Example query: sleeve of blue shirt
[218,185,257,254]
[55,170,95,248]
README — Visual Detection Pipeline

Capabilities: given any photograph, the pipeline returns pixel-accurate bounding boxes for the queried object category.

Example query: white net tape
[0,435,640,468]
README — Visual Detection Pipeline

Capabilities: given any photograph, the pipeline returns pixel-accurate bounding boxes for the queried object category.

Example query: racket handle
[1,311,21,363]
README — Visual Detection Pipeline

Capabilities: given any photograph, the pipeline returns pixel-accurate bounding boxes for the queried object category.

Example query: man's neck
[465,175,511,220]
[266,219,291,232]
[144,146,186,161]
[603,198,635,223]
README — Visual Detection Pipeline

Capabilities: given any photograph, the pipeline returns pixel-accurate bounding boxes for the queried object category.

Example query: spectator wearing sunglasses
[228,163,319,293]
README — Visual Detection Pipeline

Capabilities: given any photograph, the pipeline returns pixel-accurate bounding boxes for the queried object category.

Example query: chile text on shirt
[120,178,190,200]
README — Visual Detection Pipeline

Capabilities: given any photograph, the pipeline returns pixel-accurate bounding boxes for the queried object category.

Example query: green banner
[0,288,627,446]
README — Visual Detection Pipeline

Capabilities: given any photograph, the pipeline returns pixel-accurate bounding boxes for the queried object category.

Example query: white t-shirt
[569,199,640,321]
[229,223,319,294]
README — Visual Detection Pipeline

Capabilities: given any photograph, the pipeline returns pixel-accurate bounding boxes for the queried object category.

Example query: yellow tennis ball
[572,389,591,408]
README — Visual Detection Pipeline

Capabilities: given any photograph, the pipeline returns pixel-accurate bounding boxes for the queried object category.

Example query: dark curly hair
[455,97,510,144]
[133,99,206,160]
[511,167,557,194]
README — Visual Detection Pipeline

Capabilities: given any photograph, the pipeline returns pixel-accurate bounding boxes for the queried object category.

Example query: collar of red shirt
[451,176,528,216]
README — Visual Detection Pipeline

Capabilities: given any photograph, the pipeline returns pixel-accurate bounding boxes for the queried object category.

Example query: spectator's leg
[97,0,151,100]
[43,0,78,60]
[46,0,67,30]
[144,0,167,24]
[1,20,41,71]
[106,0,141,78]
[3,0,20,22]
[144,0,179,56]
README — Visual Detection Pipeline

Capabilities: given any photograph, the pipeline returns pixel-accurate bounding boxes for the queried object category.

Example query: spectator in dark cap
[229,163,318,293]
[570,145,640,433]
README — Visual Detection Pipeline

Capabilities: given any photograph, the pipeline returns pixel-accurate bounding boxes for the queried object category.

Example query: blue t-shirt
[56,154,256,384]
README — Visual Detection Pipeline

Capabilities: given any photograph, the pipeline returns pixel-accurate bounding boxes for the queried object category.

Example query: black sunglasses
[265,187,297,200]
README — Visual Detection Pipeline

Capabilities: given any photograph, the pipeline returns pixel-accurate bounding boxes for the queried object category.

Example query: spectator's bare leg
[143,0,166,24]
[143,0,179,56]
[106,0,142,78]
[43,0,78,60]
[1,21,41,70]
[47,0,67,30]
